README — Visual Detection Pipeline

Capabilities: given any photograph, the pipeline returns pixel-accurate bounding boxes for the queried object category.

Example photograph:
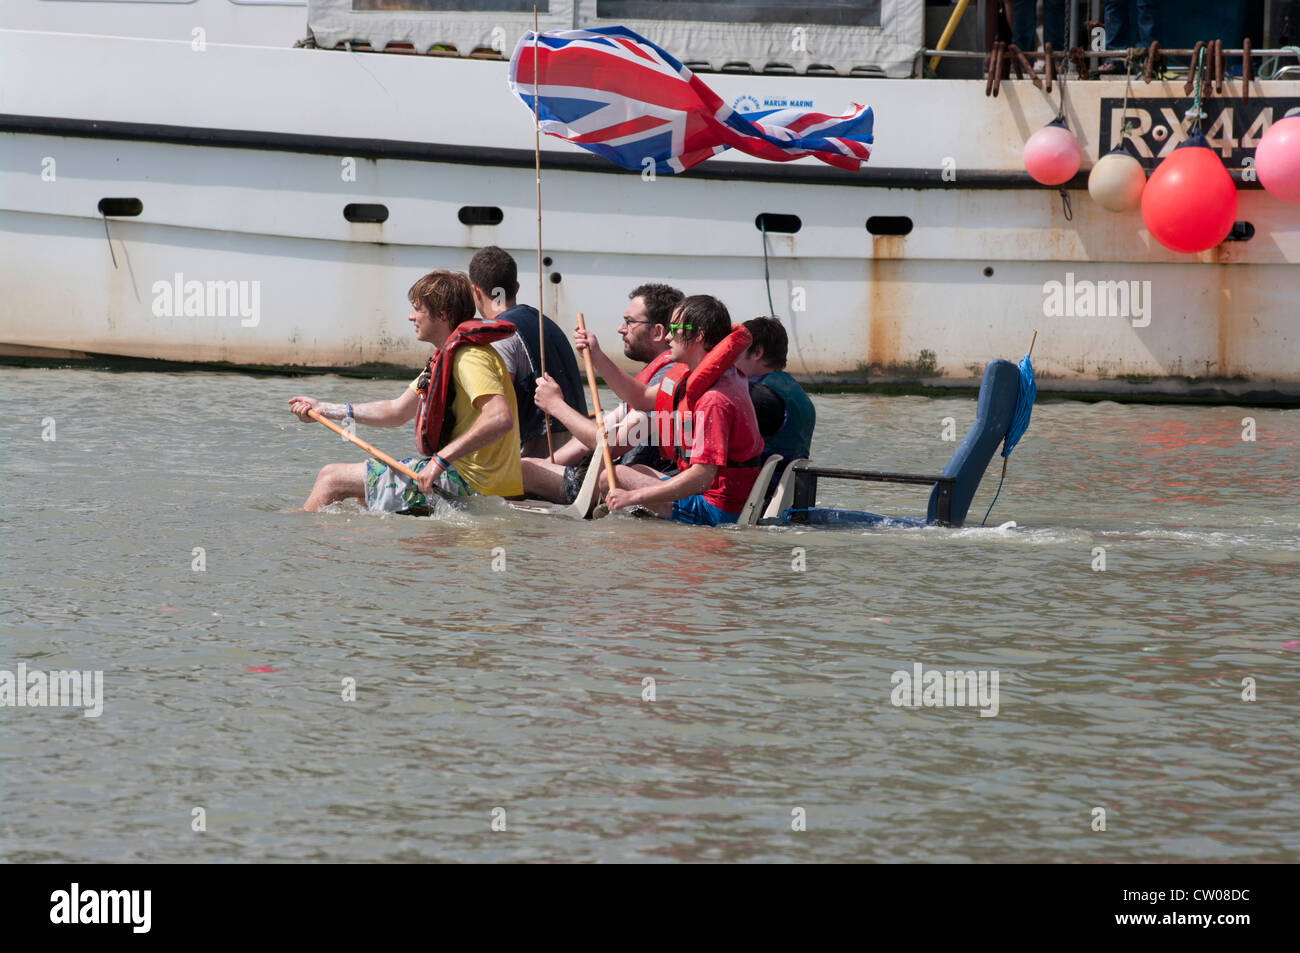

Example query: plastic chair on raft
[736,455,784,526]
[758,359,1022,528]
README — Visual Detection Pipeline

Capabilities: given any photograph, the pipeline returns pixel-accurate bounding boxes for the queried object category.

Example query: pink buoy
[1141,133,1237,253]
[1255,115,1300,203]
[1024,120,1082,186]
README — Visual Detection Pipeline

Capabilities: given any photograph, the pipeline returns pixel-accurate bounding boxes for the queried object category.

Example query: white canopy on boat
[307,0,923,78]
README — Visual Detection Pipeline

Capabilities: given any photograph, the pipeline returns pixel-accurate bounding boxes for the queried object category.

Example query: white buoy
[1088,146,1147,212]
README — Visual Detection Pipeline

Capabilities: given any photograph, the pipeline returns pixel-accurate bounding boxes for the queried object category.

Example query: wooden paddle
[574,312,617,492]
[307,409,420,480]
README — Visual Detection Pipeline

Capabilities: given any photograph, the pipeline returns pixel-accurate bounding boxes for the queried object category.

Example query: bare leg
[302,461,367,511]
[599,463,675,519]
[521,457,570,503]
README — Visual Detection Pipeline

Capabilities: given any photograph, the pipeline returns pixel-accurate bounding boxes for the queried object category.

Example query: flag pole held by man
[522,282,683,504]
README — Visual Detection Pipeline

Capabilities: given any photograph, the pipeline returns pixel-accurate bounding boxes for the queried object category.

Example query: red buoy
[1141,133,1237,253]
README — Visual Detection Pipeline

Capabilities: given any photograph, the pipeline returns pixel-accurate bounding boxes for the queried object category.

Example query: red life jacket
[654,325,759,468]
[634,349,675,385]
[413,319,517,456]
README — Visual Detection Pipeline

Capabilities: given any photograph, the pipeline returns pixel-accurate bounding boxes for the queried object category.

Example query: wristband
[433,454,450,470]
[345,402,354,421]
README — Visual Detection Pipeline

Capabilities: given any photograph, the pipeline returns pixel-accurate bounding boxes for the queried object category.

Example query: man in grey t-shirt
[469,245,588,457]
[489,328,532,384]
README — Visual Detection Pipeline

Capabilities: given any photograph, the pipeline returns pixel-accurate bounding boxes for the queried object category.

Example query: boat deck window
[40,1,307,5]
[350,1,547,9]
[596,1,880,27]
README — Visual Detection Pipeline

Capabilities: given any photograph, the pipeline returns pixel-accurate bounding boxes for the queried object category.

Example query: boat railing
[939,41,1300,98]
[926,48,1300,60]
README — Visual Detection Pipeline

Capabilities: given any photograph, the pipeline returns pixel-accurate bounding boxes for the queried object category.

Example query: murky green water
[1,367,1297,862]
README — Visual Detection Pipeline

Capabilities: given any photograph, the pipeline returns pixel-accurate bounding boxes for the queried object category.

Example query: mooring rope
[760,218,775,316]
[1259,45,1300,79]
[980,472,1007,527]
[1120,47,1136,138]
[1188,45,1207,134]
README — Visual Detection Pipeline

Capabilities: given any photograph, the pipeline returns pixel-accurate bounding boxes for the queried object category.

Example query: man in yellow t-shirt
[288,270,522,512]
[401,345,522,499]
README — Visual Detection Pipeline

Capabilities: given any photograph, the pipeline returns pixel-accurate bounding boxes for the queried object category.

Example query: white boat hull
[2,15,1298,399]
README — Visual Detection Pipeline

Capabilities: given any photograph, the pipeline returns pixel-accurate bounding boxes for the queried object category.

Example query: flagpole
[533,8,554,462]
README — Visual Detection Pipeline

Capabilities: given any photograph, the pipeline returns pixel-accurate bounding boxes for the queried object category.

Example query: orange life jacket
[414,319,517,456]
[654,325,758,467]
[635,349,675,385]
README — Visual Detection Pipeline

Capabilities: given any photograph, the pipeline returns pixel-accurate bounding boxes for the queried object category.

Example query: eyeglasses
[620,317,655,327]
[667,323,695,337]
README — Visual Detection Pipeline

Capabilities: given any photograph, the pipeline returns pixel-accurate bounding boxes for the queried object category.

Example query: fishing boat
[2,1,1298,402]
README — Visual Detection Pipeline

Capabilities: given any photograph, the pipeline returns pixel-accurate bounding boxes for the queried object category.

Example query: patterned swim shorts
[363,457,476,513]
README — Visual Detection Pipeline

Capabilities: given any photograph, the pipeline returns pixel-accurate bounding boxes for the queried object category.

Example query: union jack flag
[508,26,874,176]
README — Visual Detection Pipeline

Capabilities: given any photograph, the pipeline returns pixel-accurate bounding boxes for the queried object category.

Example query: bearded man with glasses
[521,283,684,504]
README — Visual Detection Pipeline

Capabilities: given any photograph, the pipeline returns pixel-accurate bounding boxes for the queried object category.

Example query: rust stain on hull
[866,235,904,373]
[1217,282,1231,377]
[1211,254,1243,379]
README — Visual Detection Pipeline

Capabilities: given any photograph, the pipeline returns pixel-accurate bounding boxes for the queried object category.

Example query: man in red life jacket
[521,283,683,503]
[288,270,522,512]
[576,294,764,526]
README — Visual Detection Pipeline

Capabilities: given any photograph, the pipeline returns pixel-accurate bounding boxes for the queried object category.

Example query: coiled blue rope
[1002,353,1036,458]
[981,353,1036,525]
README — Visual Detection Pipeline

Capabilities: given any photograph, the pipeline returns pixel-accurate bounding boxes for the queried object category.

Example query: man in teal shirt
[735,316,816,462]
